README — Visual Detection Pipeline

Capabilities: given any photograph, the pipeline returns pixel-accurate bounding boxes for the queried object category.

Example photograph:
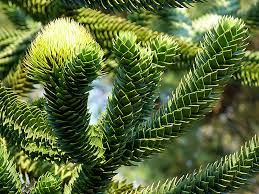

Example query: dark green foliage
[102,32,178,163]
[0,1,40,92]
[62,0,206,12]
[2,0,205,22]
[0,28,38,79]
[0,0,63,22]
[67,8,199,67]
[70,31,178,194]
[0,138,21,193]
[0,2,40,30]
[102,32,155,164]
[30,173,62,194]
[141,35,178,120]
[0,84,68,163]
[127,16,248,161]
[3,62,36,96]
[0,85,56,147]
[0,0,259,193]
[26,19,105,164]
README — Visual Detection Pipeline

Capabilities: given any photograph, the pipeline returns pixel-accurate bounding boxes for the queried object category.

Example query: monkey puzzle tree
[0,0,259,193]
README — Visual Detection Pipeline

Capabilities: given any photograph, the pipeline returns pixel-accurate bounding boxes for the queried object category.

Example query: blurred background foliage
[1,0,259,193]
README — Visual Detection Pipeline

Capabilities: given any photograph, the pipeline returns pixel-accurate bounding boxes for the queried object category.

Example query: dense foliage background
[0,0,259,193]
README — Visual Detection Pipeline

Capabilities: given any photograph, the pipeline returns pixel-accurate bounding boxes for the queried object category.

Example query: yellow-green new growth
[25,18,94,81]
[24,18,105,164]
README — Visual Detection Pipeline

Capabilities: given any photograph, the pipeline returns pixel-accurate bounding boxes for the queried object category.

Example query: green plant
[0,0,259,193]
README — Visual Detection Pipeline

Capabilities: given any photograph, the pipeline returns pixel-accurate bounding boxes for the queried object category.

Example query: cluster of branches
[0,0,259,193]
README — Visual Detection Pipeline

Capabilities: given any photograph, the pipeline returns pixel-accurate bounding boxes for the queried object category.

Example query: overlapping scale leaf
[72,33,179,194]
[0,27,24,50]
[0,85,69,163]
[134,179,175,194]
[0,122,69,164]
[0,3,41,83]
[3,0,204,23]
[3,62,37,96]
[102,32,154,165]
[1,0,63,22]
[139,35,178,120]
[70,33,141,193]
[25,18,94,82]
[45,45,104,164]
[0,27,38,79]
[127,10,154,28]
[46,79,105,164]
[71,163,115,194]
[63,43,104,94]
[0,3,40,78]
[0,137,22,193]
[127,16,248,161]
[25,18,105,163]
[234,51,259,87]
[30,172,62,194]
[61,0,205,12]
[67,8,199,67]
[0,84,58,149]
[103,32,179,164]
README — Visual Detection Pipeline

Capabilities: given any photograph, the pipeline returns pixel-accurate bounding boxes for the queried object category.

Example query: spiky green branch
[3,62,36,96]
[25,18,105,164]
[30,173,62,194]
[67,8,199,67]
[62,0,205,12]
[0,137,22,193]
[101,32,178,164]
[0,84,69,163]
[0,0,63,22]
[2,0,205,22]
[126,16,248,162]
[0,27,38,79]
[70,33,178,193]
[137,134,259,194]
